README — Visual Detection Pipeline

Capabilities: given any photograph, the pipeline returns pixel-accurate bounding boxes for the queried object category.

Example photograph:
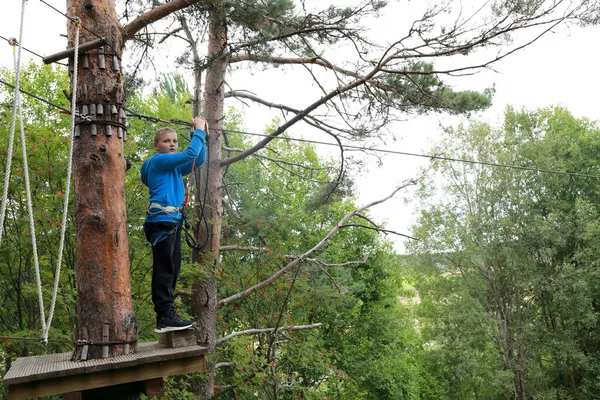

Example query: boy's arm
[152,129,206,172]
[179,137,207,176]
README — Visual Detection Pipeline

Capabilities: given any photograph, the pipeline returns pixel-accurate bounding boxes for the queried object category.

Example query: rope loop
[71,16,82,27]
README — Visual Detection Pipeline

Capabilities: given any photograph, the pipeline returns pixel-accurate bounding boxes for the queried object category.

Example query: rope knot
[71,17,82,27]
[8,38,18,47]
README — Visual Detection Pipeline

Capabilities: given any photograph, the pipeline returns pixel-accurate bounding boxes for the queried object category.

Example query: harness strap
[148,202,182,214]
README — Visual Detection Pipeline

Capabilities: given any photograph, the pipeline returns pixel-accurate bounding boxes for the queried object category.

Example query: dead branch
[314,264,343,294]
[220,245,367,266]
[218,180,416,308]
[220,47,402,167]
[341,224,419,240]
[217,323,323,346]
[158,27,184,44]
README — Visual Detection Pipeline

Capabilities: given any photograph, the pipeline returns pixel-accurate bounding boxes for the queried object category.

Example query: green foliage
[410,106,600,399]
[379,62,493,115]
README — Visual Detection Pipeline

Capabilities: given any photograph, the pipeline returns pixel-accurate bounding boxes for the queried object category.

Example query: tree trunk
[68,0,136,360]
[191,8,227,399]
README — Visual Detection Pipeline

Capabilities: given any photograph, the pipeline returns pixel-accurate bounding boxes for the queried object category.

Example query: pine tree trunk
[191,8,227,399]
[67,0,136,360]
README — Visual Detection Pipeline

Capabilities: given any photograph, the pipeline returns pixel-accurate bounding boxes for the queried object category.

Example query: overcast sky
[1,1,599,252]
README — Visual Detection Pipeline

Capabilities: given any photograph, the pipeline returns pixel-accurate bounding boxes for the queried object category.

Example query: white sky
[1,1,599,252]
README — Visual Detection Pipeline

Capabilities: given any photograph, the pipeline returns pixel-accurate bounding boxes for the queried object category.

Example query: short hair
[153,127,176,144]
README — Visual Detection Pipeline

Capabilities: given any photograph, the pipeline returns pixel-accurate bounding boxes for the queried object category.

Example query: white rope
[0,0,27,244]
[43,22,80,343]
[18,48,48,339]
[1,2,82,343]
[5,0,51,339]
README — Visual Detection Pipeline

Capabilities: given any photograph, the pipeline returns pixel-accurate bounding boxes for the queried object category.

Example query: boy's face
[154,130,178,154]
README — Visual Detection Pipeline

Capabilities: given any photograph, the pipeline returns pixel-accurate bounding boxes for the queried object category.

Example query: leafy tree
[120,1,599,396]
[7,0,600,396]
[410,106,600,399]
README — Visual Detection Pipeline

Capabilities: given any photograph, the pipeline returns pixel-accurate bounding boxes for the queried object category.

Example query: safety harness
[145,125,210,250]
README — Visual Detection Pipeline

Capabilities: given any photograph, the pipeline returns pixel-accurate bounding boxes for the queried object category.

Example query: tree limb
[218,180,416,308]
[122,0,208,43]
[217,323,323,346]
[341,224,419,240]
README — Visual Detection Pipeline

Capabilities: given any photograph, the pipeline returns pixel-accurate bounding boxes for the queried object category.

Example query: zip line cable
[0,77,599,181]
[0,77,70,113]
[212,129,600,180]
[38,0,120,56]
[0,34,68,67]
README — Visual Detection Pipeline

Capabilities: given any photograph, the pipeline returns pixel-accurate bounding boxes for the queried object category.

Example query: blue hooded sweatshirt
[141,129,207,224]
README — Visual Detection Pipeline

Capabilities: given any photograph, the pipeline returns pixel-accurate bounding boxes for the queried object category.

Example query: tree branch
[341,224,419,240]
[228,53,363,80]
[122,0,208,43]
[218,180,416,308]
[217,323,322,346]
[220,47,404,167]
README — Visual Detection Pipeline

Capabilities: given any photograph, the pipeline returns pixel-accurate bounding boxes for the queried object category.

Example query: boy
[141,117,207,333]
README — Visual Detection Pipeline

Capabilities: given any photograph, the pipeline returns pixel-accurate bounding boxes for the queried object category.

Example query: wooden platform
[3,341,207,400]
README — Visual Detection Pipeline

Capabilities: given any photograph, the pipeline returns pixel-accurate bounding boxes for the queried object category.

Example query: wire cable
[210,128,600,180]
[0,76,598,180]
[0,77,70,113]
[0,34,68,66]
[38,0,120,56]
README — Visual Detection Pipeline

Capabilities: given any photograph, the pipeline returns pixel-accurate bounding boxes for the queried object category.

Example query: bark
[68,0,135,360]
[191,6,227,399]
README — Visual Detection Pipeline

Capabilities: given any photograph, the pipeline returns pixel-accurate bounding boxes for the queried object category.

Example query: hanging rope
[42,19,81,344]
[8,0,50,344]
[0,1,27,245]
[0,3,81,344]
[183,121,210,249]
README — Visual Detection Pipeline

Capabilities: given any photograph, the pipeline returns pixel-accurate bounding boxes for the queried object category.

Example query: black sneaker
[155,311,193,333]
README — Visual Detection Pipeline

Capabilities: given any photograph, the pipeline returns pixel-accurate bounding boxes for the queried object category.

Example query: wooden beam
[43,37,107,64]
[8,354,204,400]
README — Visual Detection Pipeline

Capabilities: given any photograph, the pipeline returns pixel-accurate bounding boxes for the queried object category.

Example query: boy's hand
[192,116,207,131]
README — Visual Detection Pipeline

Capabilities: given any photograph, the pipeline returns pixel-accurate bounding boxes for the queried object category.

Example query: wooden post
[81,327,89,361]
[158,328,196,348]
[102,324,109,358]
[143,378,164,397]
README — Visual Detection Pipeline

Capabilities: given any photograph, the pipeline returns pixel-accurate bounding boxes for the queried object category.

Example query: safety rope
[0,1,27,245]
[0,4,81,344]
[14,13,50,343]
[43,19,81,344]
[183,121,210,249]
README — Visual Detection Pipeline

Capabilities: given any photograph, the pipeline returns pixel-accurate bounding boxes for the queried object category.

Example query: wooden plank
[7,352,205,400]
[4,342,207,385]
